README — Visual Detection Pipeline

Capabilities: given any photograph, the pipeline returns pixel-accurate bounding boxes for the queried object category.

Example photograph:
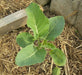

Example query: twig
[76,45,82,49]
[63,45,70,75]
[0,59,13,64]
[50,59,54,74]
[29,67,31,73]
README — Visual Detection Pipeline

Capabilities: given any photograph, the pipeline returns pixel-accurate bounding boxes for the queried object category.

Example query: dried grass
[0,26,53,75]
[0,0,82,75]
[0,0,33,19]
[53,25,82,75]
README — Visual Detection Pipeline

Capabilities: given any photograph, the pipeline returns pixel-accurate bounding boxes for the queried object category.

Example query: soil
[0,0,82,75]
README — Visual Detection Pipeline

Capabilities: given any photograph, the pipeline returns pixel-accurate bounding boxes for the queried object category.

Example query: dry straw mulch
[0,0,82,75]
[55,25,82,75]
[0,25,55,75]
[0,23,81,75]
[0,0,33,19]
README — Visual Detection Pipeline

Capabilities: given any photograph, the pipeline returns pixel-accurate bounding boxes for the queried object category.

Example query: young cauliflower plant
[15,3,66,75]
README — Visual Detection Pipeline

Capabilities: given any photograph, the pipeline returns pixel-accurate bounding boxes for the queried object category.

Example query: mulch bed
[0,0,32,19]
[0,0,82,75]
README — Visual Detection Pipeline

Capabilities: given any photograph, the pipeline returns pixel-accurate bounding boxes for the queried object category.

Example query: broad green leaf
[50,48,66,66]
[25,3,49,39]
[16,32,34,48]
[52,67,60,75]
[47,16,65,41]
[15,44,46,66]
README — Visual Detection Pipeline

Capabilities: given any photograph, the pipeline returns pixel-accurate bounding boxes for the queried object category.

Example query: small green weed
[15,3,66,75]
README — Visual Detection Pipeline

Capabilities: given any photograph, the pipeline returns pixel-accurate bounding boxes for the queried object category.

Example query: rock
[50,0,80,24]
[75,1,82,36]
[72,0,80,10]
[35,0,50,6]
[50,0,82,36]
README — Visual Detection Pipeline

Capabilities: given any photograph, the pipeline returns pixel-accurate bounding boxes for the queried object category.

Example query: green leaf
[52,67,60,75]
[16,32,34,48]
[15,44,46,66]
[25,3,49,39]
[47,16,65,41]
[50,48,66,66]
[42,40,55,50]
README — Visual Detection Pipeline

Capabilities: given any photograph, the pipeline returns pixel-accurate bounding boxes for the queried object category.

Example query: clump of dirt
[0,0,82,75]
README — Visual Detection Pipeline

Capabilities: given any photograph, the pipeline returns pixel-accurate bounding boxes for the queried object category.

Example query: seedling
[15,3,66,75]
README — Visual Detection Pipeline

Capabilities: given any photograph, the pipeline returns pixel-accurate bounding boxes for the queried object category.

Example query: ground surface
[0,0,82,75]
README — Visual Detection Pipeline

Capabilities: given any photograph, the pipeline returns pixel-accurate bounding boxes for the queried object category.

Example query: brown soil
[0,0,82,75]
